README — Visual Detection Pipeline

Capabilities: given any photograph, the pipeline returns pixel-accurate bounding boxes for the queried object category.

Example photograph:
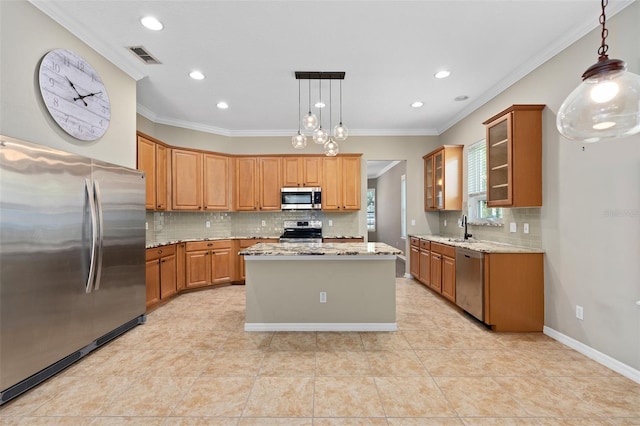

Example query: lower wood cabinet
[145,244,177,309]
[430,242,456,303]
[409,237,420,278]
[418,240,431,286]
[185,240,233,288]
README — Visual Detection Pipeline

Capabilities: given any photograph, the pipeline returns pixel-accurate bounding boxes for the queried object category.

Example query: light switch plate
[411,219,416,226]
[523,223,530,234]
[329,220,333,226]
[205,221,211,228]
[444,219,447,227]
[509,222,517,233]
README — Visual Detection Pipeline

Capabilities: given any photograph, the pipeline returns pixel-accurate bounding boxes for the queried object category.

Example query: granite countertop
[146,235,365,249]
[239,242,403,256]
[411,235,543,254]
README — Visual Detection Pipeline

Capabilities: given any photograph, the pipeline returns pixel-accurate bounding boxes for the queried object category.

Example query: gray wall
[0,1,137,168]
[373,162,407,251]
[438,3,640,371]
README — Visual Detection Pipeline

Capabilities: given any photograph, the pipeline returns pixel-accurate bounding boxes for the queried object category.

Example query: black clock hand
[82,91,102,99]
[66,76,88,106]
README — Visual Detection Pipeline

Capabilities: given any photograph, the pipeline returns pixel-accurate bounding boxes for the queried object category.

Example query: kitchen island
[239,242,402,332]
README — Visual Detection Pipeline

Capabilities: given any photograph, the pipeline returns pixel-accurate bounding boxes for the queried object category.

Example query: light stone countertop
[239,242,403,256]
[146,235,365,249]
[411,235,543,254]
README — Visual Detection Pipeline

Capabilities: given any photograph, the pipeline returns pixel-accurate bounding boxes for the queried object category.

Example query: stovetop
[280,220,322,241]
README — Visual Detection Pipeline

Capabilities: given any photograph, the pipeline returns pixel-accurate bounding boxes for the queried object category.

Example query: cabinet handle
[158,249,162,254]
[198,206,202,210]
[157,205,161,208]
[207,243,213,247]
[161,259,165,263]
[204,206,207,210]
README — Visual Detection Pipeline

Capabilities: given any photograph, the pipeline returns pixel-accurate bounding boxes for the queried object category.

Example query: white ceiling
[31,0,634,137]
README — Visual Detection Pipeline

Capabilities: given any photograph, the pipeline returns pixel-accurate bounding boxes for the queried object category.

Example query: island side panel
[244,257,396,329]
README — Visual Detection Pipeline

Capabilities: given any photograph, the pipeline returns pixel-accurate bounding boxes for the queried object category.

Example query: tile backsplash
[146,211,360,245]
[439,207,541,248]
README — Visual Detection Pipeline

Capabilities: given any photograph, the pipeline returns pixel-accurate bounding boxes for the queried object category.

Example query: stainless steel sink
[448,238,476,243]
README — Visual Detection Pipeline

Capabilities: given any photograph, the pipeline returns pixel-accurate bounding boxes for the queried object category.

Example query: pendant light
[292,79,307,149]
[324,80,339,156]
[313,79,329,145]
[333,80,348,141]
[302,79,318,131]
[557,0,640,142]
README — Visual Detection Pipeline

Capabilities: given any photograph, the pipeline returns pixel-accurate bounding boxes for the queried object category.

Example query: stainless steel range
[279,220,322,243]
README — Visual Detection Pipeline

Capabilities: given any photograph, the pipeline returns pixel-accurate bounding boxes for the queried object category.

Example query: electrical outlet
[261,220,266,227]
[205,221,211,228]
[523,223,530,234]
[329,220,333,226]
[145,222,148,230]
[444,219,447,227]
[576,305,584,320]
[509,222,517,233]
[320,291,327,303]
[411,219,415,226]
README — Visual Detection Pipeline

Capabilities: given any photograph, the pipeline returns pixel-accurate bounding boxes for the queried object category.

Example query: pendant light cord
[339,80,343,125]
[308,79,312,114]
[298,79,302,133]
[598,0,609,60]
[329,79,332,130]
[318,79,322,128]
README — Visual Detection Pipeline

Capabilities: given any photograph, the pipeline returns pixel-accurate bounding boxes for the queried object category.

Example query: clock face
[38,49,111,141]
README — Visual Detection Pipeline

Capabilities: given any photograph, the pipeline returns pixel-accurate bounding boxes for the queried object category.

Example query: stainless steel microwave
[281,187,322,210]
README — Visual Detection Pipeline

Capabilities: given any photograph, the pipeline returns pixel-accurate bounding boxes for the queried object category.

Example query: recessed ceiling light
[454,95,469,101]
[411,101,424,108]
[140,16,163,31]
[217,102,229,109]
[189,70,205,80]
[314,102,326,108]
[434,70,451,79]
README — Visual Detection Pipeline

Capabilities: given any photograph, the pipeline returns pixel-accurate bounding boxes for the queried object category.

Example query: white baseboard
[544,326,640,384]
[245,323,398,332]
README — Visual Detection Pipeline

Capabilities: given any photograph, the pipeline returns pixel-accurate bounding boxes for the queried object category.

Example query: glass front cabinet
[423,145,463,211]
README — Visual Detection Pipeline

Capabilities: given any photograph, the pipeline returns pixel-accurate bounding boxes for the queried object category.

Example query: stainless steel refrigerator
[0,135,146,405]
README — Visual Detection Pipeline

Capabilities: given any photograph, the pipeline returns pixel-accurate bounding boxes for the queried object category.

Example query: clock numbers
[53,98,59,107]
[78,61,85,71]
[53,63,61,73]
[49,77,54,87]
[63,55,70,67]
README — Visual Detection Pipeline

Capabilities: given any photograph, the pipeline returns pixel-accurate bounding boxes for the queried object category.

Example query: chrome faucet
[463,215,473,240]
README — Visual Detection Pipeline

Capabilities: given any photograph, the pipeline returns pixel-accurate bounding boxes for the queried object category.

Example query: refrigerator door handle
[85,179,98,293]
[93,181,104,291]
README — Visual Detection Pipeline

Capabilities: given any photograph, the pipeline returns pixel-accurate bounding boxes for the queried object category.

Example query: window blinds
[468,140,486,196]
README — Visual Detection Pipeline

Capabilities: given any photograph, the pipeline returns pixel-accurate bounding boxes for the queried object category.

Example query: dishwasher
[455,247,484,321]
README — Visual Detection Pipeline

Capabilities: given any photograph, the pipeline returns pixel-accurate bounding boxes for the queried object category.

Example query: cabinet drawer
[419,239,431,250]
[410,237,420,247]
[431,242,455,258]
[186,240,231,251]
[146,244,176,261]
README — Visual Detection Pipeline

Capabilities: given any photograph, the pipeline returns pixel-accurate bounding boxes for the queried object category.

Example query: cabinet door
[486,113,512,206]
[258,157,282,210]
[302,157,322,187]
[322,157,341,210]
[203,153,229,210]
[424,154,434,210]
[160,254,177,299]
[186,250,210,288]
[434,151,444,210]
[137,136,156,210]
[155,144,168,210]
[235,157,258,211]
[418,249,430,285]
[441,255,456,302]
[282,157,301,187]
[145,259,160,308]
[172,149,202,210]
[430,252,442,293]
[410,246,420,277]
[341,157,361,210]
[211,249,232,284]
[176,242,186,291]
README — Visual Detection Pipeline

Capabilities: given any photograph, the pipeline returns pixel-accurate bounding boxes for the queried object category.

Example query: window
[367,188,376,231]
[467,140,503,222]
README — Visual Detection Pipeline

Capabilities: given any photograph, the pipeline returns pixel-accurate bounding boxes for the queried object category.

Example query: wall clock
[38,49,111,141]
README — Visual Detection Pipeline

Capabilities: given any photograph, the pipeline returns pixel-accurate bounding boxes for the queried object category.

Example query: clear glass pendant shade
[557,67,640,143]
[292,132,307,149]
[333,123,348,141]
[324,138,339,156]
[303,112,318,130]
[313,127,329,145]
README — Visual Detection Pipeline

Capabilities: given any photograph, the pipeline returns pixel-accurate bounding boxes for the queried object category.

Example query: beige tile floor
[1,277,639,425]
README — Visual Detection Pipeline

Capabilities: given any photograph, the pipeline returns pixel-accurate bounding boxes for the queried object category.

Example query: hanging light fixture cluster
[557,0,640,142]
[292,71,348,156]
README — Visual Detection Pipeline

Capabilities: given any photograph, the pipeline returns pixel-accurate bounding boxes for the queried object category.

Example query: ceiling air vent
[128,46,161,64]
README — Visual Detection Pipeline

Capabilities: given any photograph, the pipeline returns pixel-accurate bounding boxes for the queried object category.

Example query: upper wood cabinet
[136,134,168,210]
[483,104,544,207]
[322,155,361,211]
[170,149,230,211]
[235,156,282,211]
[423,145,463,211]
[172,149,202,210]
[203,153,230,211]
[282,156,322,187]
